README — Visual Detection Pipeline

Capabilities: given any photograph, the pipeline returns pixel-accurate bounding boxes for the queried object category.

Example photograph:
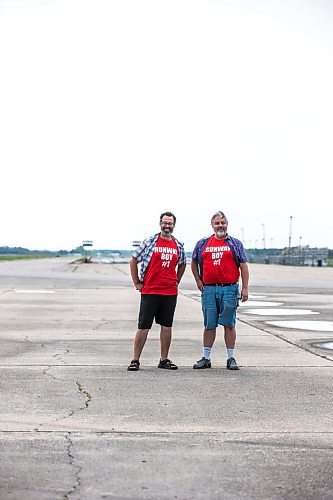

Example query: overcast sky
[1,0,332,251]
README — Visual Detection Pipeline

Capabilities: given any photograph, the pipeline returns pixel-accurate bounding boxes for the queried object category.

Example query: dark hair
[160,211,176,224]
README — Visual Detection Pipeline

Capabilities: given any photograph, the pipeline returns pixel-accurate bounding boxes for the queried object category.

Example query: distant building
[246,246,329,266]
[280,246,328,266]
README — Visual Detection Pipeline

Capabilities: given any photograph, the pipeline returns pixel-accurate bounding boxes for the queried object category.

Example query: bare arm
[191,260,204,291]
[177,263,186,284]
[239,262,249,301]
[129,257,143,291]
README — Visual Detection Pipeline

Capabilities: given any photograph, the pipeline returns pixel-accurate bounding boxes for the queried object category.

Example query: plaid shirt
[192,234,248,279]
[132,233,186,282]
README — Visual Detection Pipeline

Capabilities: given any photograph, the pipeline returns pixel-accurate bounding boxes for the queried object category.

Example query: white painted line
[242,308,318,316]
[240,301,283,307]
[266,320,333,331]
[317,342,333,349]
[15,290,55,294]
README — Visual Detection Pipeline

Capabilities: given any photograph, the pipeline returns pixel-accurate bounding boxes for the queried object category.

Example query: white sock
[203,347,212,360]
[227,348,234,359]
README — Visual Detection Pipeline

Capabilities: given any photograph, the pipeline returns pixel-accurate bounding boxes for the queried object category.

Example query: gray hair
[211,211,227,224]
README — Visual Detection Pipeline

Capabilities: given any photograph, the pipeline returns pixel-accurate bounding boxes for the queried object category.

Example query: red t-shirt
[202,236,239,284]
[141,236,179,295]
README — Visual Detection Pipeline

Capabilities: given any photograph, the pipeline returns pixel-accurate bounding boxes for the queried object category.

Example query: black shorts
[138,294,178,330]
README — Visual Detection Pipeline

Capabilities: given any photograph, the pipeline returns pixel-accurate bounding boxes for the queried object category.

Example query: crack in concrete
[63,432,81,499]
[92,320,113,331]
[52,348,70,364]
[36,368,93,430]
[72,382,92,413]
[34,366,67,431]
[111,263,129,276]
[42,365,61,382]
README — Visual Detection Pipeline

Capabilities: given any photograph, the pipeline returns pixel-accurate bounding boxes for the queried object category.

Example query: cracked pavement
[0,257,332,499]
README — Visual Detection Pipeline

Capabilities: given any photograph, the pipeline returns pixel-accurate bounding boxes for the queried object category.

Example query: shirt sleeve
[238,242,248,263]
[131,240,147,262]
[234,239,248,263]
[178,243,186,265]
[192,240,201,262]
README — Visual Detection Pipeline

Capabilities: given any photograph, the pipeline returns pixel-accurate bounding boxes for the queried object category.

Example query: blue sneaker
[193,357,211,369]
[226,357,239,370]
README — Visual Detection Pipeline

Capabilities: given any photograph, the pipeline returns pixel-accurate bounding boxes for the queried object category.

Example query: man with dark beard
[191,211,249,371]
[127,212,186,371]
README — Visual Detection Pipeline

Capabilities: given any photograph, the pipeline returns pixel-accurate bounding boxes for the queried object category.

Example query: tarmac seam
[0,364,332,368]
[2,430,333,435]
[0,364,333,368]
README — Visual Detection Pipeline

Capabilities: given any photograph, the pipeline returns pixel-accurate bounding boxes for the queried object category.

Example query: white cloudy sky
[1,0,332,251]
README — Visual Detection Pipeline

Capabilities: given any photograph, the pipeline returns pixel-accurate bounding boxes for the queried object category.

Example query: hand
[241,287,249,302]
[196,279,204,292]
[135,282,143,291]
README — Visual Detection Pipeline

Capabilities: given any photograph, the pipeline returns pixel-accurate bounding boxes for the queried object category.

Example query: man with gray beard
[191,211,249,370]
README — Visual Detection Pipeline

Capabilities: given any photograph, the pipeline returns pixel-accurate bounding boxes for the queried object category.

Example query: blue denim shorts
[201,283,239,329]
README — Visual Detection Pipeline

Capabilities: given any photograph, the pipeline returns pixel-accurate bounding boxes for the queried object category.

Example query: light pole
[288,216,293,264]
[261,223,266,249]
[261,223,266,263]
[288,216,293,250]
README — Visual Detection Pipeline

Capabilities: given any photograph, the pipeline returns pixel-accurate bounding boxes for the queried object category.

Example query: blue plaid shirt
[132,233,186,282]
[192,234,248,279]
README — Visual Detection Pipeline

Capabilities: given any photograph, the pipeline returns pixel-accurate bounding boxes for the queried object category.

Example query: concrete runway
[0,258,332,499]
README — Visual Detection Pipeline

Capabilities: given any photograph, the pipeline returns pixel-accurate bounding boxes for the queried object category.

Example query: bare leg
[203,328,216,348]
[133,328,149,360]
[160,326,172,360]
[224,326,236,348]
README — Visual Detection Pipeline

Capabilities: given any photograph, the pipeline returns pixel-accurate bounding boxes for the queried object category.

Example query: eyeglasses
[161,222,174,226]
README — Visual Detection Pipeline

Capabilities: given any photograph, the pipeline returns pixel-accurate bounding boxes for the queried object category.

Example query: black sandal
[158,358,178,370]
[127,359,140,371]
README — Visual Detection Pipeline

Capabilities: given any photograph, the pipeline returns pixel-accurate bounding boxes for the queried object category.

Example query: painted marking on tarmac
[242,308,319,316]
[266,320,333,331]
[240,301,283,307]
[15,290,55,294]
[315,341,333,350]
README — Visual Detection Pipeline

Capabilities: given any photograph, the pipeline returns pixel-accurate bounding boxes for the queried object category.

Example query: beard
[216,229,226,238]
[161,227,173,236]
